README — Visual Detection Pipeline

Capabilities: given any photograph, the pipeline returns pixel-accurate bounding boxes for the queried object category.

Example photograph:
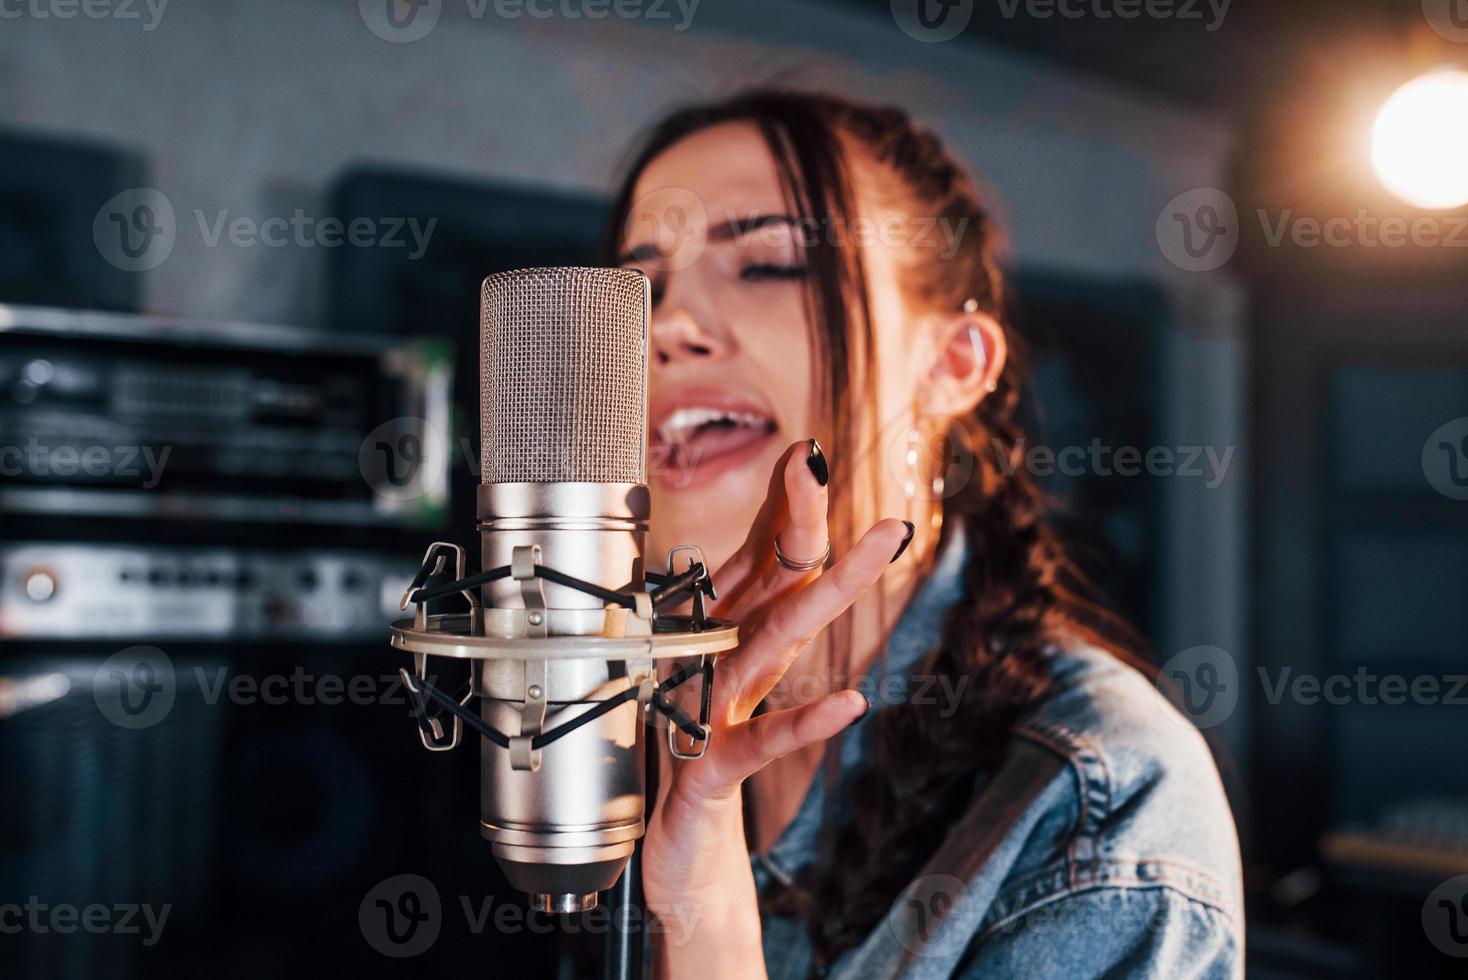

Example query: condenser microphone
[389,267,737,918]
[477,267,654,912]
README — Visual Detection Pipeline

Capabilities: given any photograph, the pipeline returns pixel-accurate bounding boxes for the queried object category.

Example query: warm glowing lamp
[1371,70,1468,210]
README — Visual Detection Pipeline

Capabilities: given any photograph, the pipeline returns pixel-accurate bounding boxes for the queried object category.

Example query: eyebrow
[617,213,797,265]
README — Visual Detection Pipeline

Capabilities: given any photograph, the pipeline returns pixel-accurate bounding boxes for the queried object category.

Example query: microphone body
[475,267,653,913]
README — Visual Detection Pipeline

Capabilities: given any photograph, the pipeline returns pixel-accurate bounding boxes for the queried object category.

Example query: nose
[650,301,728,367]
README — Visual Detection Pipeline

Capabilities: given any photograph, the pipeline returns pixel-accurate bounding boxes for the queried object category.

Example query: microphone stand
[603,842,643,980]
[604,720,657,980]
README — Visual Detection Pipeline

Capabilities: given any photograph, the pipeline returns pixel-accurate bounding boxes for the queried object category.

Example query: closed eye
[739,263,808,282]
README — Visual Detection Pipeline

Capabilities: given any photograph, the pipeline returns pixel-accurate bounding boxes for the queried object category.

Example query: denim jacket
[750,528,1243,979]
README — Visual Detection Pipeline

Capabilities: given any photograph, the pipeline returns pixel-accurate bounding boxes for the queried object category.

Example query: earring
[964,316,998,395]
[962,298,979,313]
[902,414,944,501]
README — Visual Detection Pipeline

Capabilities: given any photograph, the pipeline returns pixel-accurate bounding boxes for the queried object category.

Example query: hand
[642,440,910,976]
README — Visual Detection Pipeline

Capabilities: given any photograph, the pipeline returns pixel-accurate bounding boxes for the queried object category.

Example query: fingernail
[806,438,829,487]
[846,694,871,727]
[890,521,915,563]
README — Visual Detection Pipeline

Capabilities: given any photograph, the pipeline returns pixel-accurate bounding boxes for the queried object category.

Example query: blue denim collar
[755,523,971,886]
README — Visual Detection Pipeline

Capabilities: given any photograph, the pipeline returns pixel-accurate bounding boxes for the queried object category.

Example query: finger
[705,439,811,613]
[773,437,829,570]
[722,517,909,715]
[723,439,830,621]
[694,690,867,791]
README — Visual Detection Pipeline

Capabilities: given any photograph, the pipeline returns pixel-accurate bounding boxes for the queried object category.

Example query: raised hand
[641,440,909,976]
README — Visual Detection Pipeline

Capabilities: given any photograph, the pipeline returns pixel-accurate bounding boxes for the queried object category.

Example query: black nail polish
[890,521,915,563]
[847,695,871,728]
[806,438,829,487]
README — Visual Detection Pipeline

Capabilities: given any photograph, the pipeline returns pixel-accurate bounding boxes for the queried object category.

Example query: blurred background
[1,0,1466,976]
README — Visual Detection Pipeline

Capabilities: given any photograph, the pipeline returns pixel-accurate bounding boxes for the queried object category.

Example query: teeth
[658,407,769,447]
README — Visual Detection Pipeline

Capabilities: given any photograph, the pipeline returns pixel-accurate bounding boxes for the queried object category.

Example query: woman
[609,91,1241,979]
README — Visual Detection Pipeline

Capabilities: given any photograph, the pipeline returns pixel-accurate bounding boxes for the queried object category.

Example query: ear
[916,310,1007,419]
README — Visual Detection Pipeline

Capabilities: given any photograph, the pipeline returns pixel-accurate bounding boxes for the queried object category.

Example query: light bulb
[1371,70,1468,210]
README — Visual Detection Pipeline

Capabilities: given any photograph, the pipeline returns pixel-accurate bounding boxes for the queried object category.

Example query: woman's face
[620,121,924,570]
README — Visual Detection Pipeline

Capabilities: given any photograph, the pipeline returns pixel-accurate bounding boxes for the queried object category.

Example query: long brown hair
[606,90,1143,973]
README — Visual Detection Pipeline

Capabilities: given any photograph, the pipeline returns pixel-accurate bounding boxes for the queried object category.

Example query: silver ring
[773,533,830,572]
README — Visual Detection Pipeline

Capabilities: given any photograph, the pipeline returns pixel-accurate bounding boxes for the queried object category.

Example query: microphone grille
[479,267,650,485]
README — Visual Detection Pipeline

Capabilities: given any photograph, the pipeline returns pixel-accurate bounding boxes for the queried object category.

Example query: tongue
[680,423,772,463]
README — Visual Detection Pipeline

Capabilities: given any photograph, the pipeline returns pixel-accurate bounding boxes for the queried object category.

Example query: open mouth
[650,398,780,489]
